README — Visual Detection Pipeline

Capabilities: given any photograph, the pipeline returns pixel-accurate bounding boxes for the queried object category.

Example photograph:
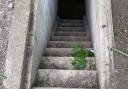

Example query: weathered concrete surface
[41,57,96,70]
[55,31,86,36]
[0,0,14,88]
[111,69,128,89]
[44,48,92,57]
[3,0,31,89]
[26,0,58,89]
[58,23,84,27]
[47,41,92,48]
[57,27,85,31]
[37,69,98,88]
[86,0,114,89]
[51,36,89,41]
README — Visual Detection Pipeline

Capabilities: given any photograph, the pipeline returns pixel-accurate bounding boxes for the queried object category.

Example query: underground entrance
[58,0,85,19]
[4,0,114,89]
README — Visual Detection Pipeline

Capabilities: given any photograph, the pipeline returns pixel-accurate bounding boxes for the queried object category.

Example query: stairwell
[32,19,99,89]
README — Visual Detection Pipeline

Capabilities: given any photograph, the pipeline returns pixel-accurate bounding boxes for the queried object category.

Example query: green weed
[40,62,48,69]
[0,72,7,80]
[72,45,95,70]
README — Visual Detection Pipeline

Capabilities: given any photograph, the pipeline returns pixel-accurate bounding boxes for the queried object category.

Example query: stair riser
[37,70,98,88]
[58,23,84,27]
[41,57,96,70]
[57,27,85,32]
[55,31,86,36]
[59,20,83,23]
[47,41,92,48]
[44,48,92,57]
[51,36,89,41]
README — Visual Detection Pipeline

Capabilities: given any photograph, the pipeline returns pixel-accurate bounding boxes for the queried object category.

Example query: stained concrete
[44,48,92,57]
[41,57,96,70]
[37,69,98,88]
[86,0,114,89]
[26,0,58,89]
[3,0,31,89]
[47,41,92,48]
[55,31,86,36]
[51,36,89,41]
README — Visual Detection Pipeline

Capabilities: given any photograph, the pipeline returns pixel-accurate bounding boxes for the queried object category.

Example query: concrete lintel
[3,0,31,89]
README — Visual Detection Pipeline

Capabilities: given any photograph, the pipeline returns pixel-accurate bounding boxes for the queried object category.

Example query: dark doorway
[58,0,85,19]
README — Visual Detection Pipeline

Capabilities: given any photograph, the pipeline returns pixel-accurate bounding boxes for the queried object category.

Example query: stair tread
[57,27,85,31]
[37,69,98,88]
[47,41,92,48]
[40,57,96,70]
[51,36,89,41]
[59,19,83,23]
[44,48,93,56]
[55,31,86,36]
[58,23,84,27]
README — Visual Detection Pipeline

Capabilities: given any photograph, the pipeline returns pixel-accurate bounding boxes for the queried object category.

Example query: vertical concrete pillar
[96,0,114,88]
[3,0,31,89]
[86,0,114,89]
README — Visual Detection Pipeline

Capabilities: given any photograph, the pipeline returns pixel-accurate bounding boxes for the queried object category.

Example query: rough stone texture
[0,0,14,68]
[0,0,14,88]
[40,57,96,70]
[44,48,92,57]
[111,69,128,89]
[3,0,31,89]
[37,69,98,88]
[47,41,92,48]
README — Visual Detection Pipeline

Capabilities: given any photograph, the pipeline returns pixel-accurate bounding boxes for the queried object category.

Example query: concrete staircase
[32,19,99,89]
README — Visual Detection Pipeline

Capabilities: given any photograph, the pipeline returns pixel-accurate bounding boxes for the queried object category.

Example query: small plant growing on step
[0,71,7,80]
[72,44,95,70]
[40,62,48,69]
[90,60,96,70]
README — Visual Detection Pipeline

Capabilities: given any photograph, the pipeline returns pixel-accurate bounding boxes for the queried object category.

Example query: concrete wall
[86,0,114,89]
[3,0,32,89]
[3,0,57,89]
[26,0,58,89]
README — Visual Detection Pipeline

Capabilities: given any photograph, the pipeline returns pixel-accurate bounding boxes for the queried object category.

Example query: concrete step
[51,36,89,41]
[41,57,96,70]
[44,48,92,56]
[56,27,85,32]
[58,23,84,27]
[47,41,92,48]
[32,87,97,89]
[37,69,98,88]
[55,31,86,36]
[59,19,83,23]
